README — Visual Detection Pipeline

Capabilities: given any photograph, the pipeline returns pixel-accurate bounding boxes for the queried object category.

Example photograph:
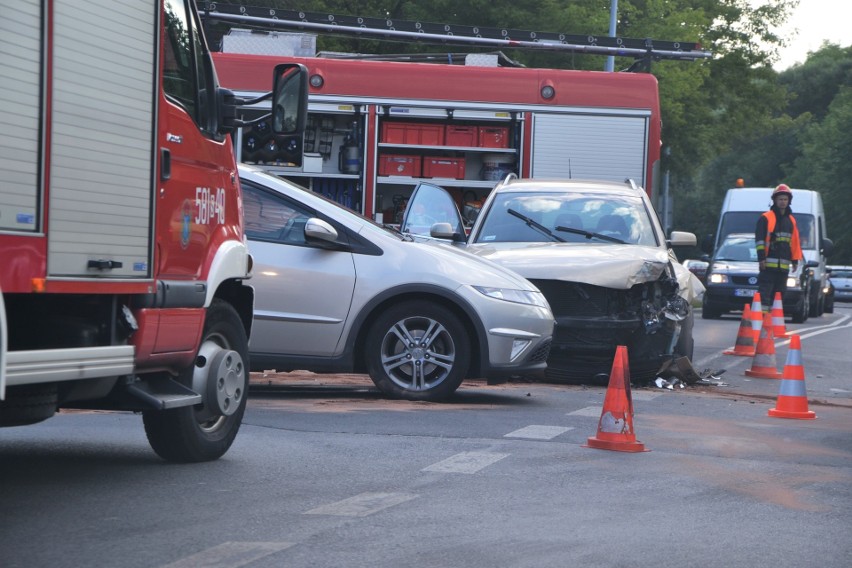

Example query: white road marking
[567,406,603,417]
[304,492,417,517]
[504,425,573,439]
[160,541,295,568]
[701,313,852,367]
[631,391,662,401]
[422,451,509,474]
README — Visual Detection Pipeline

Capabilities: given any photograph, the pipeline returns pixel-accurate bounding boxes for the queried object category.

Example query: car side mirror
[304,218,338,243]
[820,237,834,257]
[668,231,697,247]
[805,260,819,269]
[430,222,464,242]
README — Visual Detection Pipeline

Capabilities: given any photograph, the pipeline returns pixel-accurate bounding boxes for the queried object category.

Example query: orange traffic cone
[724,303,756,356]
[770,292,789,338]
[768,335,816,419]
[749,292,763,344]
[583,345,648,452]
[745,312,783,379]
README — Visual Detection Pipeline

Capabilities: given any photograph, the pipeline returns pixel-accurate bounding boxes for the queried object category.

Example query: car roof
[492,177,646,197]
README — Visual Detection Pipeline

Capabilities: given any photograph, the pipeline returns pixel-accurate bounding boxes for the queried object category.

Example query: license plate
[734,288,756,297]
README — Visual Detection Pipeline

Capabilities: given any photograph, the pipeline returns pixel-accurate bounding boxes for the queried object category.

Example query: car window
[242,180,313,245]
[720,211,816,250]
[401,183,464,237]
[831,270,851,279]
[794,214,815,249]
[716,237,756,261]
[476,191,658,245]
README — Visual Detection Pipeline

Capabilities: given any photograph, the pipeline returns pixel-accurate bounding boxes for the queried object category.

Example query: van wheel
[143,300,248,463]
[791,296,808,324]
[809,290,822,317]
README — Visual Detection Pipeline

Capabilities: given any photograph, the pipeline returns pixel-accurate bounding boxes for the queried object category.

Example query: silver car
[238,165,554,401]
[401,177,704,383]
[828,265,852,302]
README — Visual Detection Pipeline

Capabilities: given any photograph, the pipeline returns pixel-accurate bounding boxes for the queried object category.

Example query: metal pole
[605,0,619,72]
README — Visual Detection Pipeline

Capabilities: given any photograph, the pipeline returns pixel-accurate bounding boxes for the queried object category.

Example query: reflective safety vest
[756,209,802,270]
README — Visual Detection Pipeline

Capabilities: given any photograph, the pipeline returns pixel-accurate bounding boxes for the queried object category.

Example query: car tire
[701,304,721,319]
[365,301,470,401]
[824,293,834,314]
[143,300,249,463]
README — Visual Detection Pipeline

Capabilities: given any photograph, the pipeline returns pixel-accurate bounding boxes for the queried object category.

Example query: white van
[703,186,834,317]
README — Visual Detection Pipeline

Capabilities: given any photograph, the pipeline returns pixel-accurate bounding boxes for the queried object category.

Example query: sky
[773,0,852,70]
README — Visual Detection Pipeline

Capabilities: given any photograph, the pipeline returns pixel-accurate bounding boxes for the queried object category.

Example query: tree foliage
[214,0,850,261]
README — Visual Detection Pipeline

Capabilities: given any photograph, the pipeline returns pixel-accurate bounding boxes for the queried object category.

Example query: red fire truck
[0,0,305,461]
[202,5,707,223]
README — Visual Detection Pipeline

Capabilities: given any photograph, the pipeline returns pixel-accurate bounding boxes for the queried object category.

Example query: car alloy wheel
[365,301,470,401]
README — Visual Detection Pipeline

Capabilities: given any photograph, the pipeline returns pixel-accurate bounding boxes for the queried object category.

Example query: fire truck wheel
[365,301,470,401]
[0,384,58,426]
[142,300,249,462]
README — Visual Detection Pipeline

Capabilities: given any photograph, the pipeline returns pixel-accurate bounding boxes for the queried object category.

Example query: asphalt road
[1,304,850,568]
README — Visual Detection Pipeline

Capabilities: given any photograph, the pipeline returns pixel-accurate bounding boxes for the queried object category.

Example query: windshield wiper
[507,209,566,242]
[554,224,625,244]
[384,224,415,241]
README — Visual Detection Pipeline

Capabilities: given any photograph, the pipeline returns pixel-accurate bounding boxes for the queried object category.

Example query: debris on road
[652,357,729,388]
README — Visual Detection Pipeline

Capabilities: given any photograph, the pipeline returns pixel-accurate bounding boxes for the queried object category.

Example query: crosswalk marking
[567,406,603,417]
[304,492,418,517]
[504,425,573,440]
[160,541,295,568]
[422,451,509,474]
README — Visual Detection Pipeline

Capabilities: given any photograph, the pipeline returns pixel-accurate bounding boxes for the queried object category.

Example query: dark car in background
[702,233,811,322]
[683,259,709,284]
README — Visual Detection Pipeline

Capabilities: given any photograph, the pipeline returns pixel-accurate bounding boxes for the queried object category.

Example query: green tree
[791,86,852,263]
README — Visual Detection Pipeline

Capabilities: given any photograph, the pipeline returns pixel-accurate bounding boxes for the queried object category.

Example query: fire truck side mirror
[271,64,309,166]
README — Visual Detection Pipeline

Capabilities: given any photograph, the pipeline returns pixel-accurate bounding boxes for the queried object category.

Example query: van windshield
[719,212,815,250]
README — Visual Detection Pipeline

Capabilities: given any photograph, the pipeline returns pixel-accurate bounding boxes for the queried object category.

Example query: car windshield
[475,191,658,246]
[831,270,852,279]
[714,235,757,261]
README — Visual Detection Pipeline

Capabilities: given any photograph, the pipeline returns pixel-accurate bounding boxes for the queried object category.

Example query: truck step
[126,376,202,410]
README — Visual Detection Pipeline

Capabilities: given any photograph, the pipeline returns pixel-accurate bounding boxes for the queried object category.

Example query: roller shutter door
[531,113,648,186]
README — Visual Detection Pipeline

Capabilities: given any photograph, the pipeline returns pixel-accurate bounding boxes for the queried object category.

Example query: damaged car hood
[465,242,705,302]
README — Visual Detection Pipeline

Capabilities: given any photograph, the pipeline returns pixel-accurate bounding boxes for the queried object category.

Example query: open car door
[400,182,467,242]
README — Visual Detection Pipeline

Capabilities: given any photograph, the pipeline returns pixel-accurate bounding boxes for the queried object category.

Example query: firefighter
[755,183,803,312]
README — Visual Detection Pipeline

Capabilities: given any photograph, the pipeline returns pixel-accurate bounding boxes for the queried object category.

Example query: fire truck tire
[0,384,58,426]
[365,301,470,402]
[142,300,249,462]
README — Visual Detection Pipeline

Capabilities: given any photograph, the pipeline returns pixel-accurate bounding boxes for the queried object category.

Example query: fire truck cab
[0,0,305,462]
